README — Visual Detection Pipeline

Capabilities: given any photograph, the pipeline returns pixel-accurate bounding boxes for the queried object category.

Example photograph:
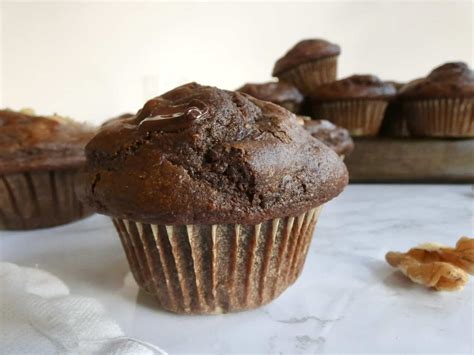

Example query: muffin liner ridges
[0,169,91,230]
[311,100,388,137]
[403,98,474,137]
[277,56,338,95]
[113,206,322,314]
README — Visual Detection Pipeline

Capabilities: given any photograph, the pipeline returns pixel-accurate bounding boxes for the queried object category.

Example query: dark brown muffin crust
[272,39,341,76]
[237,82,303,107]
[302,119,354,156]
[398,62,474,100]
[85,83,348,225]
[311,75,397,101]
[0,109,96,174]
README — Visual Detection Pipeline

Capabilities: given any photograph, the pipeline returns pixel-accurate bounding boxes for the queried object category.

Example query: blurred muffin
[380,81,410,137]
[0,109,95,230]
[237,82,303,113]
[102,113,134,127]
[272,39,340,95]
[85,83,348,314]
[301,118,354,157]
[398,62,474,137]
[311,75,396,136]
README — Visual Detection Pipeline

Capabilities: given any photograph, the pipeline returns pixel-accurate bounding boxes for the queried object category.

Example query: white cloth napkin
[0,262,166,355]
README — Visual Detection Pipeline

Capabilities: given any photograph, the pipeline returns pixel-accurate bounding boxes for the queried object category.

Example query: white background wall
[1,0,472,124]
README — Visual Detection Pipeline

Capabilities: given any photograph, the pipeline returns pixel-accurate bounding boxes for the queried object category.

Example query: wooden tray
[344,138,474,182]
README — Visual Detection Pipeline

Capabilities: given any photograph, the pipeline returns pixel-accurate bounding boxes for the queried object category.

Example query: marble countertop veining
[1,185,473,354]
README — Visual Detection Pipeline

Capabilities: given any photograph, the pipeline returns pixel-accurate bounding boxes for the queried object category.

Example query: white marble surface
[1,185,473,354]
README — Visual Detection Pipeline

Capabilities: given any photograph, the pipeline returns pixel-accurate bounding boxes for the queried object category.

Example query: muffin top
[86,83,348,225]
[272,39,341,76]
[0,109,96,174]
[398,62,474,99]
[311,75,397,101]
[302,118,354,156]
[237,82,304,106]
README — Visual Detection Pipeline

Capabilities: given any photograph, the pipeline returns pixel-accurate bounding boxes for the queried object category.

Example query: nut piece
[413,237,474,275]
[386,236,473,291]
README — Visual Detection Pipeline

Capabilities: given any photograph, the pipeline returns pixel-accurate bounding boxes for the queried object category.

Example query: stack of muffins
[238,39,397,138]
[239,39,473,139]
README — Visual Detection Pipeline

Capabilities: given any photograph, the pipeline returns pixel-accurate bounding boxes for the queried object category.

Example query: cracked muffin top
[302,119,354,157]
[236,82,303,107]
[0,109,96,174]
[398,62,474,100]
[272,39,341,76]
[85,83,348,225]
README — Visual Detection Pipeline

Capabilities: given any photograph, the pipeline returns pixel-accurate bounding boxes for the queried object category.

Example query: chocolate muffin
[237,82,303,113]
[380,81,410,137]
[310,75,396,136]
[272,39,340,95]
[398,62,474,137]
[85,82,348,314]
[0,109,96,230]
[301,118,354,157]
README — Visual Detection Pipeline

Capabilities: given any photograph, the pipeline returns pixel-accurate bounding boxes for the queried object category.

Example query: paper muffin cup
[112,206,322,314]
[276,56,338,95]
[403,98,474,137]
[311,99,388,137]
[0,169,92,230]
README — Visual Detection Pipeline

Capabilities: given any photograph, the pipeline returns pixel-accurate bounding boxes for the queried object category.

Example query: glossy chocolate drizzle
[138,98,209,133]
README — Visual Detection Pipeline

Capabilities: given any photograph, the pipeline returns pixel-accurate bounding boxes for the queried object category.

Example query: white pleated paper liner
[113,206,322,314]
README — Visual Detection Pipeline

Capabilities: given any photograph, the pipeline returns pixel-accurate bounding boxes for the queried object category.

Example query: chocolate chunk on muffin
[272,39,340,95]
[0,109,96,229]
[86,82,348,314]
[302,118,354,157]
[398,62,474,137]
[237,82,303,113]
[311,75,396,136]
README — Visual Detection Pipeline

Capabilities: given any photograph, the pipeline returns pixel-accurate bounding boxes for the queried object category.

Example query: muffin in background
[102,113,134,127]
[380,81,410,137]
[398,62,474,137]
[85,83,348,314]
[310,75,396,136]
[237,82,303,113]
[300,117,354,157]
[0,109,96,230]
[272,39,340,95]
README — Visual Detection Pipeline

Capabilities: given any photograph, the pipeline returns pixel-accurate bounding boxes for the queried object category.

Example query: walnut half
[386,236,473,291]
